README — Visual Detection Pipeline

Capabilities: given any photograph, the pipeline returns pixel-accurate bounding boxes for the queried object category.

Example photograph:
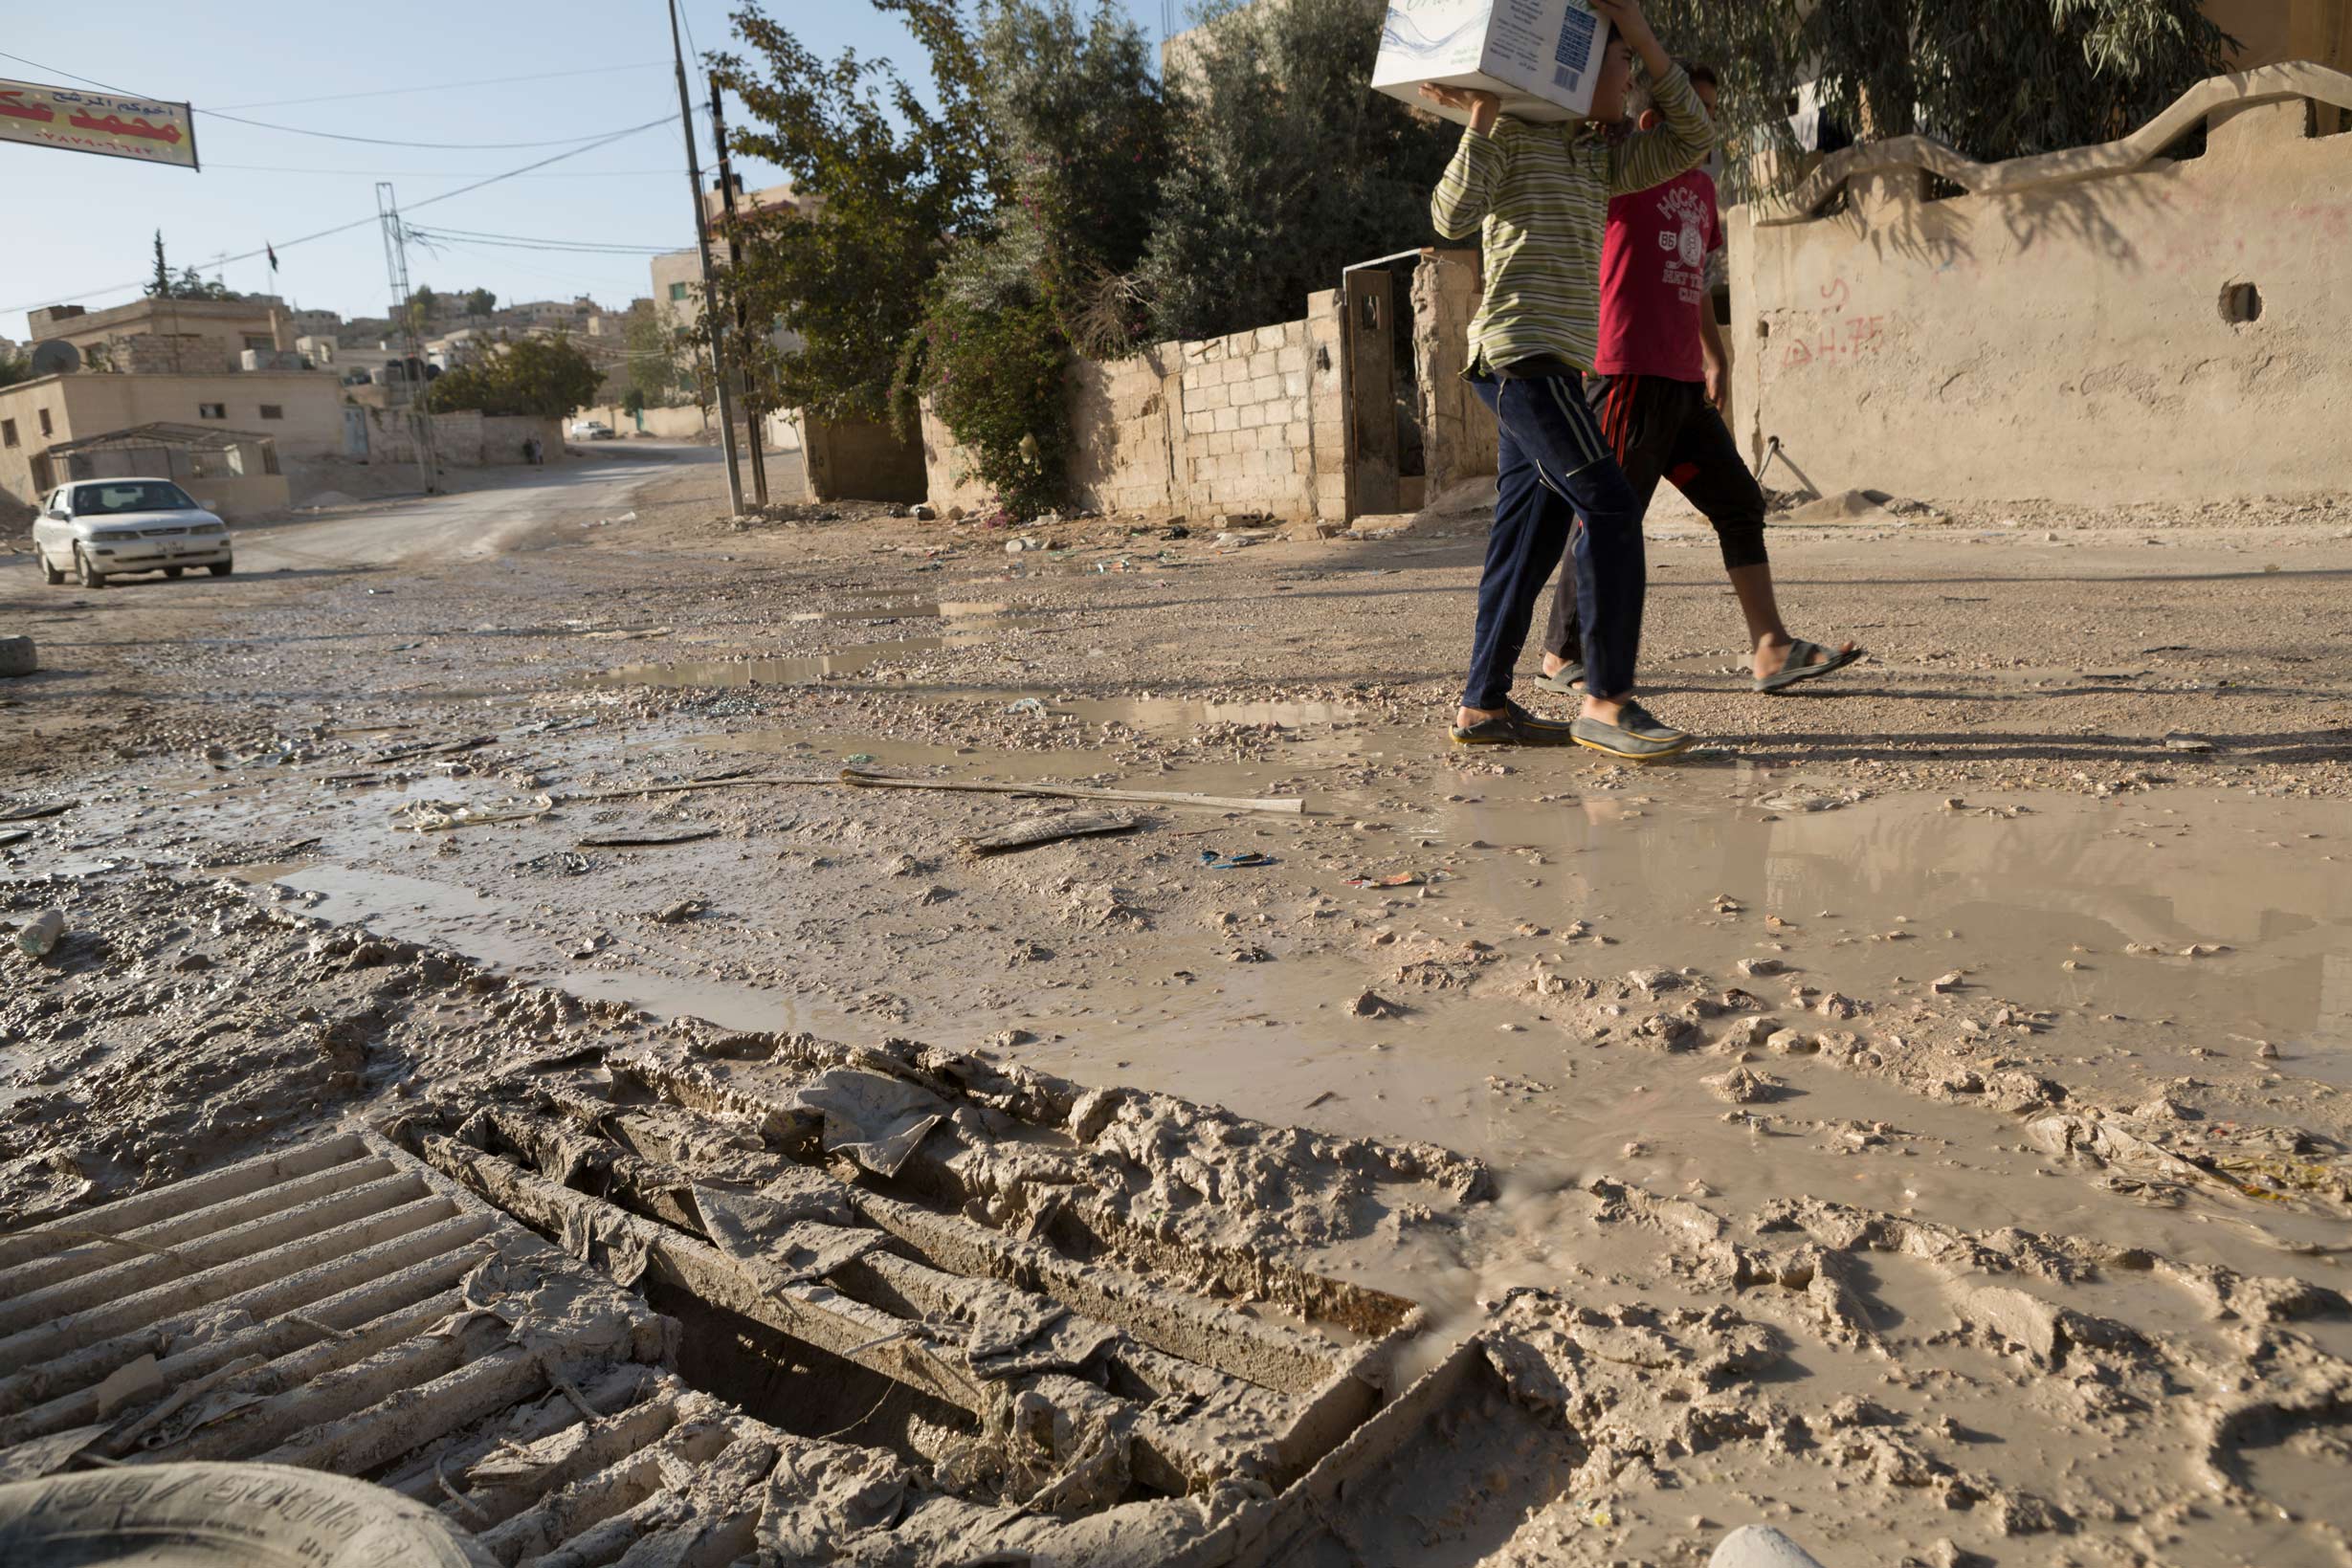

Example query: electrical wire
[408,223,682,249]
[0,113,683,314]
[209,63,666,112]
[198,110,665,151]
[407,230,680,255]
[201,164,687,178]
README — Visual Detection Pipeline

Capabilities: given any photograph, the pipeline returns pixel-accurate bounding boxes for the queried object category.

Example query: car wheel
[74,547,107,589]
[210,561,233,577]
[165,565,185,579]
[39,546,64,586]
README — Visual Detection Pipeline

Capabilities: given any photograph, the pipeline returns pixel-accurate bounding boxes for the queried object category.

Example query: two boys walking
[1422,0,1856,760]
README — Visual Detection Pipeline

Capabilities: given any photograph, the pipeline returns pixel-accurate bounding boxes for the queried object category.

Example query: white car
[33,477,234,588]
[569,419,615,439]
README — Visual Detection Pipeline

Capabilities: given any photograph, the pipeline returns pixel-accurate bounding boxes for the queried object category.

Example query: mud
[3,453,2349,1564]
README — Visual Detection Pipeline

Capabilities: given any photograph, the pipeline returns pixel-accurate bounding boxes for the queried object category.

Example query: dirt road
[3,453,2348,1566]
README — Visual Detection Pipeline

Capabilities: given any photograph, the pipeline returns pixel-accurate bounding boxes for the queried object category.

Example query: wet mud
[3,462,2349,1564]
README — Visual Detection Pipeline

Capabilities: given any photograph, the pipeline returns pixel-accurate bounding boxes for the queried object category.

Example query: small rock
[1815,991,1858,1020]
[651,899,701,924]
[910,504,938,521]
[1707,1525,1826,1568]
[1766,1028,1819,1055]
[1738,957,1786,978]
[1931,971,1966,993]
[1347,989,1400,1019]
[1705,1066,1785,1104]
[1628,967,1680,993]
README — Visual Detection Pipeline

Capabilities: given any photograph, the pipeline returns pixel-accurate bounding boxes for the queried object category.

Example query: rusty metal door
[1342,269,1399,519]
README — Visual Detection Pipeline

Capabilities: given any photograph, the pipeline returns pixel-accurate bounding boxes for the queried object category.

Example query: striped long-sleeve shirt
[1431,65,1715,375]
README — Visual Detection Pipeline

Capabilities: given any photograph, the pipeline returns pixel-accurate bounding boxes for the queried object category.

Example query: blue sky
[0,0,1167,341]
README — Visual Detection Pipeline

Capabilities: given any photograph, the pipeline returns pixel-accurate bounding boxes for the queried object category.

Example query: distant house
[1,295,346,525]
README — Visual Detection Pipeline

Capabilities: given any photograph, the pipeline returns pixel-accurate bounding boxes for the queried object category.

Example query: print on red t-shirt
[1591,167,1722,384]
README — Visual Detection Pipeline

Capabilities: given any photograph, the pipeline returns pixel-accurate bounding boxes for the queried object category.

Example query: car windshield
[72,481,198,517]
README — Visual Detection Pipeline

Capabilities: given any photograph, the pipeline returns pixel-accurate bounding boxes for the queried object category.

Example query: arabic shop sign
[0,77,197,170]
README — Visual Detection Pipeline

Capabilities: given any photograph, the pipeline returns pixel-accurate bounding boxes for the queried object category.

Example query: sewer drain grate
[0,1041,1544,1565]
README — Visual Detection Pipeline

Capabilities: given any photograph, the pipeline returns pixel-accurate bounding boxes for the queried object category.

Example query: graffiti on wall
[1778,276,1889,372]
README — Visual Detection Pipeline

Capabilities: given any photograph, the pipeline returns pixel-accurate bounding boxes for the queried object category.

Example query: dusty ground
[3,448,2349,1566]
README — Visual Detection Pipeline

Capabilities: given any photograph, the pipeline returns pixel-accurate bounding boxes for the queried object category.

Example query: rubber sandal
[1201,850,1276,869]
[1531,663,1586,696]
[1450,700,1579,747]
[1570,701,1694,762]
[1756,639,1863,694]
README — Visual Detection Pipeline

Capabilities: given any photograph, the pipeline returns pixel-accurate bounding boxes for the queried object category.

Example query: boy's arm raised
[1596,0,1714,195]
[1424,83,1507,239]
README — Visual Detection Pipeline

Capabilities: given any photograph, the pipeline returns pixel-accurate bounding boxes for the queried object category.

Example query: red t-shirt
[1591,167,1722,383]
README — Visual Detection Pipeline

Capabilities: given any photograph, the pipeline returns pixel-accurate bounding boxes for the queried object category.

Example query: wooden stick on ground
[957,810,1139,857]
[840,768,1304,815]
[555,777,832,805]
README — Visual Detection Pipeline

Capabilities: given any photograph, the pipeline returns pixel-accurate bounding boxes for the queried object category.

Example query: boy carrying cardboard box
[1422,0,1710,760]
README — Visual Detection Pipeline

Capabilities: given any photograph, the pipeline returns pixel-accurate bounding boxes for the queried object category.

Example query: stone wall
[920,298,1349,523]
[1727,63,2352,505]
[1412,250,1498,494]
[482,415,568,464]
[573,403,711,440]
[1174,310,1340,521]
[918,402,997,518]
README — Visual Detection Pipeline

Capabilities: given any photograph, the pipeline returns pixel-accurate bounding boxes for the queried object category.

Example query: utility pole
[376,182,439,496]
[708,76,768,506]
[670,0,744,516]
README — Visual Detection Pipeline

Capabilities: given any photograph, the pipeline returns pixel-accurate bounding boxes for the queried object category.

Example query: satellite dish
[30,340,81,377]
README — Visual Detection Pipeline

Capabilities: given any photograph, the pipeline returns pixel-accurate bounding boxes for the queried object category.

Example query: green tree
[1644,0,2235,189]
[424,334,603,417]
[144,232,235,300]
[708,0,1000,421]
[975,0,1169,356]
[623,305,690,407]
[0,347,33,389]
[407,284,441,334]
[463,287,497,318]
[1137,0,1453,343]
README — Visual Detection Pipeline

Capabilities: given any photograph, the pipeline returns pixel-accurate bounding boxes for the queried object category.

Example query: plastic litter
[1005,698,1048,716]
[1345,872,1424,889]
[1200,850,1275,870]
[16,909,64,958]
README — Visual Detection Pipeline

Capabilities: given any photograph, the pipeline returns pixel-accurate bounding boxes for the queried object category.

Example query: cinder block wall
[921,297,1350,522]
[1729,65,2352,504]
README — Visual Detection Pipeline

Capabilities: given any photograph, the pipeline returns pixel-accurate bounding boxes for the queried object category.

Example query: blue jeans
[1462,370,1648,709]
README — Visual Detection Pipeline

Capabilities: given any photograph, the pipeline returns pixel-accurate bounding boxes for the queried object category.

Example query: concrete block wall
[1069,351,1182,515]
[919,298,1353,522]
[1176,318,1324,519]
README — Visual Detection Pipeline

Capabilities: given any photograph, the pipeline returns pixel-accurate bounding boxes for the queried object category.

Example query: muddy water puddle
[587,604,1051,689]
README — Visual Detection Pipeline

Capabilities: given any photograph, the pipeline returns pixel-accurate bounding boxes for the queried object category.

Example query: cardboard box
[1371,0,1611,125]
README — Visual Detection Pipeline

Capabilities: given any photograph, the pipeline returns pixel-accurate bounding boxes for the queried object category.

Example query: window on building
[244,334,275,351]
[199,403,226,419]
[258,404,284,420]
[1,420,15,449]
[668,282,689,301]
[37,409,52,436]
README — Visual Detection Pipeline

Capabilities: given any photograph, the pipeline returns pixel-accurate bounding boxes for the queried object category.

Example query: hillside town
[1,3,2349,1567]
